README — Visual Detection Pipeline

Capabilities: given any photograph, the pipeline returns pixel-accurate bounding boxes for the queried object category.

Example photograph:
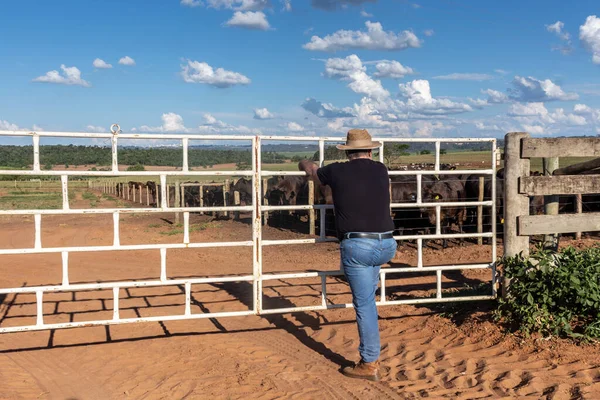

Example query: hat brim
[336,141,382,150]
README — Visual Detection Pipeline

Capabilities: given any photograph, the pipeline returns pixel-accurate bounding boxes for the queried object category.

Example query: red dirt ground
[1,202,599,399]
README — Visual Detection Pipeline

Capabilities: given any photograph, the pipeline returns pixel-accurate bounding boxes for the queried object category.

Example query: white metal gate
[0,127,497,333]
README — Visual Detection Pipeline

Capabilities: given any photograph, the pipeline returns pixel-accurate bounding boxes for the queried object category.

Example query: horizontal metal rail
[0,275,255,295]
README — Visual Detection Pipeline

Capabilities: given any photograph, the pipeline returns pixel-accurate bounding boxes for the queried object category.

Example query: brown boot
[341,360,381,381]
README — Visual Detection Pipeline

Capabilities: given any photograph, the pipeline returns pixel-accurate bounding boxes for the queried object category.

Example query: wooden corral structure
[503,132,600,297]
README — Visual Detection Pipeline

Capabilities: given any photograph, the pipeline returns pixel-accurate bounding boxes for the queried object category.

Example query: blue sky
[1,0,599,141]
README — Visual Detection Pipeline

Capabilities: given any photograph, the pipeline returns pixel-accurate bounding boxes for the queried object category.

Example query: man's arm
[298,159,322,185]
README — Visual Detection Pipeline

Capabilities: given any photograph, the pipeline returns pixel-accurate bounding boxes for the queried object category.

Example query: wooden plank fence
[503,132,600,297]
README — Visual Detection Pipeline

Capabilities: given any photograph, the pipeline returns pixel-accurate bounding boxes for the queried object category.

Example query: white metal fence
[0,127,497,333]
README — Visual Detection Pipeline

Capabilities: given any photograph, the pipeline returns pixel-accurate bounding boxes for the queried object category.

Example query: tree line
[0,145,287,169]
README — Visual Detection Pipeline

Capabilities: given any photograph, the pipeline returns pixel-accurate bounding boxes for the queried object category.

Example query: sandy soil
[1,200,599,399]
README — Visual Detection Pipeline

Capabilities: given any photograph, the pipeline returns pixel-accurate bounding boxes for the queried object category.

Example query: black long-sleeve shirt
[317,158,394,239]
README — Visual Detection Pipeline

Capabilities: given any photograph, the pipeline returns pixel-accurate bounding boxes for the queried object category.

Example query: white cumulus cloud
[303,21,422,52]
[181,59,251,88]
[225,11,270,30]
[546,20,573,54]
[33,65,91,87]
[360,10,373,17]
[580,15,600,65]
[139,113,189,133]
[423,29,434,37]
[509,76,578,102]
[286,122,305,132]
[119,56,136,66]
[398,79,473,115]
[482,88,509,104]
[546,21,571,41]
[373,60,414,78]
[253,108,274,119]
[324,54,389,99]
[0,119,19,130]
[93,58,112,69]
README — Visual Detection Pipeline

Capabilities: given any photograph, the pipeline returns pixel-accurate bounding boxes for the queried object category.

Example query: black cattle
[146,181,158,207]
[230,177,253,206]
[181,182,201,208]
[421,177,467,248]
[390,175,436,239]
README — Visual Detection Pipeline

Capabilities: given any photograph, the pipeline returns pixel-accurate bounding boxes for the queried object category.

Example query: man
[299,129,397,382]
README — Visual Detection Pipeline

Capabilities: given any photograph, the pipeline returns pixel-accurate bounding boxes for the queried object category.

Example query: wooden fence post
[262,178,269,225]
[503,132,531,299]
[309,180,315,235]
[234,191,240,221]
[175,181,181,224]
[575,194,583,240]
[199,185,204,215]
[223,179,230,218]
[543,157,559,250]
[477,176,484,245]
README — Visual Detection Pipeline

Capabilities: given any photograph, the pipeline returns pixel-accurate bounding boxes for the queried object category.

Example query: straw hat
[336,129,381,150]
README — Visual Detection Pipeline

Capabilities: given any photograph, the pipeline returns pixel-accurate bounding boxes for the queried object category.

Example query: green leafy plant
[495,245,600,340]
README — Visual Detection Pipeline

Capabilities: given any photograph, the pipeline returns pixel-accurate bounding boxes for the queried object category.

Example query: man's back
[317,158,395,238]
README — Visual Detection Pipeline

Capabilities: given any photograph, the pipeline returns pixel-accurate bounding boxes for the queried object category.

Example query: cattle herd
[113,160,600,247]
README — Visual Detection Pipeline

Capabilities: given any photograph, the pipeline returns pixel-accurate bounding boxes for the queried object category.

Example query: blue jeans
[340,234,397,363]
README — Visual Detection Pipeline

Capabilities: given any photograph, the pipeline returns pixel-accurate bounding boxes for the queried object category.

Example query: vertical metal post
[61,175,70,210]
[61,252,69,286]
[320,275,327,307]
[477,176,484,245]
[146,186,150,206]
[182,138,189,173]
[543,157,559,250]
[252,136,263,314]
[262,178,269,225]
[503,132,531,299]
[160,175,167,210]
[34,213,42,249]
[436,270,442,299]
[110,124,119,173]
[434,141,440,172]
[175,180,181,224]
[32,134,40,172]
[160,248,167,282]
[35,290,44,326]
[183,212,190,244]
[308,180,315,235]
[112,287,120,320]
[185,282,191,315]
[113,212,120,247]
[491,140,498,298]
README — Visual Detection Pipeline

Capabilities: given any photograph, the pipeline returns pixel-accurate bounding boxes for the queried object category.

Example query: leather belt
[343,232,394,240]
